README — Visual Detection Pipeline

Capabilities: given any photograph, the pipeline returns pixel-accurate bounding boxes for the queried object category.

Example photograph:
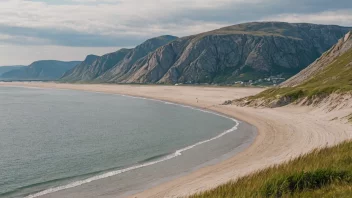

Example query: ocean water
[0,86,256,198]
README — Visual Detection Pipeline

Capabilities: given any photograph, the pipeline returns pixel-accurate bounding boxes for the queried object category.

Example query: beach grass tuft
[190,141,352,198]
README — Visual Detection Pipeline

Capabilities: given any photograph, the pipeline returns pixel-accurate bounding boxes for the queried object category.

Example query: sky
[0,0,351,66]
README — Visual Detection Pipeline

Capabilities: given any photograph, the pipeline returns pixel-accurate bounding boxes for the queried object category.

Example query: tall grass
[190,141,352,198]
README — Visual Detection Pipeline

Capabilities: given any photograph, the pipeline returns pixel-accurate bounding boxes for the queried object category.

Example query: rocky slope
[281,31,352,87]
[233,31,352,109]
[62,22,350,84]
[1,60,80,80]
[61,35,178,82]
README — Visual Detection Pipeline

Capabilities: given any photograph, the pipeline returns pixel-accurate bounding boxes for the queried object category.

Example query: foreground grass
[246,48,352,104]
[190,141,352,198]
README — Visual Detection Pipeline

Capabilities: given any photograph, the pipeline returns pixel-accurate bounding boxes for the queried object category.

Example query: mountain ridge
[0,66,26,76]
[61,35,178,82]
[1,60,81,80]
[61,22,351,84]
[233,30,352,108]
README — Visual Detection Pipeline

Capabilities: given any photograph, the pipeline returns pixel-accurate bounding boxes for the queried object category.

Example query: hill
[0,66,26,76]
[191,141,352,198]
[234,31,352,108]
[61,35,178,82]
[1,60,80,81]
[61,22,350,84]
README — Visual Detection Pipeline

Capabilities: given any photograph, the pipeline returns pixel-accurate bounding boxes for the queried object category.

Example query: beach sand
[1,82,351,198]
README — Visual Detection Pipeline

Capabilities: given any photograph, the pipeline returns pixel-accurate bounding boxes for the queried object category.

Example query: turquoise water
[0,86,239,198]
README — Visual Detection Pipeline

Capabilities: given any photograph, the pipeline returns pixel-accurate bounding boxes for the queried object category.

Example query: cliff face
[61,35,178,82]
[62,22,351,84]
[1,60,80,80]
[281,31,352,87]
[233,31,352,109]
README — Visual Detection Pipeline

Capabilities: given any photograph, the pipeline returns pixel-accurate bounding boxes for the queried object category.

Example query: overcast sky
[1,0,351,65]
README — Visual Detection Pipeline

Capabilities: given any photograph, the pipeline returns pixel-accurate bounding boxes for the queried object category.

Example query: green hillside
[253,47,352,101]
[191,141,352,198]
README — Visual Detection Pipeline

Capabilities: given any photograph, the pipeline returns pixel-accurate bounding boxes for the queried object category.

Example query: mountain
[0,66,26,76]
[61,22,350,84]
[61,35,178,82]
[1,60,81,80]
[233,31,352,107]
[281,31,352,87]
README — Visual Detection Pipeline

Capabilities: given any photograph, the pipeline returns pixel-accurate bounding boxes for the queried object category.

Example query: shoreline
[1,82,351,198]
[20,87,251,198]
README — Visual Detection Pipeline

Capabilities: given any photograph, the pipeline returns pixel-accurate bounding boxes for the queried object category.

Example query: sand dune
[1,82,351,198]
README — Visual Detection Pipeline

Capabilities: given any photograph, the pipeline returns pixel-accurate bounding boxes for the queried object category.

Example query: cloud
[262,10,352,26]
[0,0,350,47]
[0,0,351,65]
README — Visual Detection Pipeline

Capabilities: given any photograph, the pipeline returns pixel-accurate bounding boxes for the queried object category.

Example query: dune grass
[247,48,352,104]
[190,141,352,198]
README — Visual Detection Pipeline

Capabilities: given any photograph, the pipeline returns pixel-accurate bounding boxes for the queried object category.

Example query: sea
[0,86,256,198]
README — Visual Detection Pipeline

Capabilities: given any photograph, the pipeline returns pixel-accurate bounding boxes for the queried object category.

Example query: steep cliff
[61,35,178,82]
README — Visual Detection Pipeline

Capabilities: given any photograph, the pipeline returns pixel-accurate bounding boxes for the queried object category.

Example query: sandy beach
[1,82,351,198]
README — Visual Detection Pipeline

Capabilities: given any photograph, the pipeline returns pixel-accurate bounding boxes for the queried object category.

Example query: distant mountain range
[0,66,26,76]
[61,22,351,84]
[0,60,81,81]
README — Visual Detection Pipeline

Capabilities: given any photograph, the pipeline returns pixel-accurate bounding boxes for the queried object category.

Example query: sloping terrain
[0,66,26,76]
[61,35,178,82]
[1,60,80,80]
[191,141,352,198]
[61,22,350,84]
[234,31,352,108]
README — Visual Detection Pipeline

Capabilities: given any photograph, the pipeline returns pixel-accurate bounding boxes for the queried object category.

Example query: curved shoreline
[21,91,244,198]
[1,82,351,198]
[0,83,256,198]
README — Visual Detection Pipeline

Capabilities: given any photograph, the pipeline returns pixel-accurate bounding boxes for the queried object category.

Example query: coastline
[1,82,351,198]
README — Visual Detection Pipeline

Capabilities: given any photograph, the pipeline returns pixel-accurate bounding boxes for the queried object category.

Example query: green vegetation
[248,48,352,103]
[190,141,352,198]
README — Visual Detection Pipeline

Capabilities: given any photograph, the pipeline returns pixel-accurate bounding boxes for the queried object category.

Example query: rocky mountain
[1,60,80,80]
[281,31,352,87]
[0,65,26,76]
[61,35,178,82]
[62,22,350,84]
[233,31,352,108]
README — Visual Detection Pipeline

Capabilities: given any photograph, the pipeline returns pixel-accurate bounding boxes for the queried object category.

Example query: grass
[190,141,352,198]
[246,48,352,104]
